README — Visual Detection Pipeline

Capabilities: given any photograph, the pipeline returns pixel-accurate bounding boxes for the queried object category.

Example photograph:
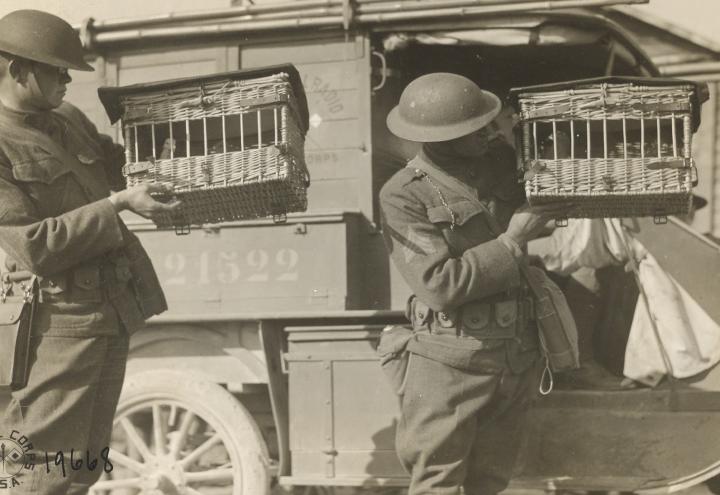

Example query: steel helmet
[0,10,94,72]
[387,72,501,143]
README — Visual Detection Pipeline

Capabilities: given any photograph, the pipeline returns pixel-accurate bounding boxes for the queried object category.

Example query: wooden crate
[99,64,310,230]
[510,77,708,219]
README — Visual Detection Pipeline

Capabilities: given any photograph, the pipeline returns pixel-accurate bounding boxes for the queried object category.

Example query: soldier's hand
[505,203,574,247]
[109,183,181,219]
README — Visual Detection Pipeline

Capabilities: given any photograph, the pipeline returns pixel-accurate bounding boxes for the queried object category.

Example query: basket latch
[171,211,191,235]
[123,162,151,176]
[174,223,191,235]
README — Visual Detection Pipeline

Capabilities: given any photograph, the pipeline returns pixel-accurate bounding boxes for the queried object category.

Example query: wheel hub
[140,457,186,494]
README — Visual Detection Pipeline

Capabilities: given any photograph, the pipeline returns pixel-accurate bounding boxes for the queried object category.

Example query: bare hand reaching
[505,202,574,247]
[109,183,182,219]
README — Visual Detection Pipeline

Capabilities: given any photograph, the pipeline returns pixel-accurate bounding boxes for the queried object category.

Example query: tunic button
[418,312,425,319]
[48,280,56,287]
[439,313,448,321]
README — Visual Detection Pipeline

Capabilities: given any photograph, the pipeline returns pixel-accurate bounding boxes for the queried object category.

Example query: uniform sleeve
[0,163,125,277]
[380,183,522,313]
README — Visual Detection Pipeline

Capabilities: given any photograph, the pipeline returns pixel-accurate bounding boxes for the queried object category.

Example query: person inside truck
[0,9,180,494]
[377,72,572,495]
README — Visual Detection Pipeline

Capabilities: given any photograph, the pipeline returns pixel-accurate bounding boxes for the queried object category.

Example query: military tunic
[378,141,540,495]
[0,101,166,494]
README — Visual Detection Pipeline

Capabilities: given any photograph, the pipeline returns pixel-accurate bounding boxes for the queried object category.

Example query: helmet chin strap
[26,66,56,112]
[424,131,490,165]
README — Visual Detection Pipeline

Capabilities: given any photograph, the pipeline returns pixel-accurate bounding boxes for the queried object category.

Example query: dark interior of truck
[378,20,646,95]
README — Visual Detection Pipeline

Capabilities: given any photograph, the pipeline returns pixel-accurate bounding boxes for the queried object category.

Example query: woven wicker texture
[120,73,300,124]
[517,82,696,218]
[518,83,693,121]
[118,72,308,228]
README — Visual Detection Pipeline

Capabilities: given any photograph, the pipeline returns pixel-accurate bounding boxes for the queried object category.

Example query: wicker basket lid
[507,76,709,132]
[97,63,309,135]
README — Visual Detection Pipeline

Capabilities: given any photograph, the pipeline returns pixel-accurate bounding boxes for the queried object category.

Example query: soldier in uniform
[378,73,571,494]
[0,10,180,494]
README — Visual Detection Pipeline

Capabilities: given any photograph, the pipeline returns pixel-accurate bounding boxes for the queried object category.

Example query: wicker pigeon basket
[509,77,708,220]
[99,65,310,232]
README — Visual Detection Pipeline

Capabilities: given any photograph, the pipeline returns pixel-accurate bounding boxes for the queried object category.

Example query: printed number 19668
[163,248,299,286]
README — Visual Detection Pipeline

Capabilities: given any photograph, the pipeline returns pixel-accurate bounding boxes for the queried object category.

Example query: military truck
[55,1,720,493]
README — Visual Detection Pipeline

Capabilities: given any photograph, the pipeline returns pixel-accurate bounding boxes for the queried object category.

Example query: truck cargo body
[55,5,720,494]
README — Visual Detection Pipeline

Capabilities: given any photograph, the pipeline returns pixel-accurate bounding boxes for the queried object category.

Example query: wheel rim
[92,397,241,495]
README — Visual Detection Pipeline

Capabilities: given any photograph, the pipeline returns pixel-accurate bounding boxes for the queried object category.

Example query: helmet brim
[0,41,95,72]
[65,60,95,72]
[386,89,502,143]
[45,54,95,72]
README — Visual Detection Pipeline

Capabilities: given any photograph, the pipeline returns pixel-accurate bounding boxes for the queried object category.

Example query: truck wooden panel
[239,37,365,66]
[301,60,363,92]
[126,212,367,315]
[306,149,365,180]
[285,325,405,485]
[117,50,228,85]
[240,35,375,218]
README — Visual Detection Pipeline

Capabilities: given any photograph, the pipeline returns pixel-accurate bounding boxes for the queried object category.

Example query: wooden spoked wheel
[91,370,269,495]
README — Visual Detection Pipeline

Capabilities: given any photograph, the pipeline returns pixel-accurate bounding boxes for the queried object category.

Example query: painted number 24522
[162,249,300,286]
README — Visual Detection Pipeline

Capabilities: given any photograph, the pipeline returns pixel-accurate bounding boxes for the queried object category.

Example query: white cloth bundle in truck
[529,217,720,386]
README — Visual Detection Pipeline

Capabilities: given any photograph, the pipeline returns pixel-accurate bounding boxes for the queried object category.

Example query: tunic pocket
[427,200,497,254]
[13,157,71,185]
[12,157,88,215]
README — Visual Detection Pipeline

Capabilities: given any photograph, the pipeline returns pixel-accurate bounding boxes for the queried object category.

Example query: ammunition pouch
[34,234,166,319]
[406,294,533,342]
[37,257,132,304]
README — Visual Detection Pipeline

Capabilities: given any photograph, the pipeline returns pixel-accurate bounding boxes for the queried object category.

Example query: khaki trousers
[396,352,539,495]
